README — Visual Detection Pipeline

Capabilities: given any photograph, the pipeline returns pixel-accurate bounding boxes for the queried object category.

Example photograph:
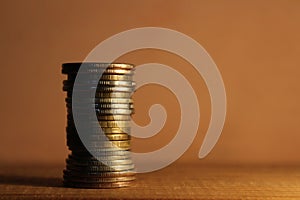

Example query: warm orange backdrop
[0,0,300,165]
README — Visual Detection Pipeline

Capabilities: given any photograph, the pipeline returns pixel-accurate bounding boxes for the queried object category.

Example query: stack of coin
[62,62,135,188]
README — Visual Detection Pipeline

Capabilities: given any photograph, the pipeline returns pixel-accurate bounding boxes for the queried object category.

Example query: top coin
[62,63,135,74]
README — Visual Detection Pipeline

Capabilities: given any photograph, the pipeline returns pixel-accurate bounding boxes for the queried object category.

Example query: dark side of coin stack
[62,62,135,188]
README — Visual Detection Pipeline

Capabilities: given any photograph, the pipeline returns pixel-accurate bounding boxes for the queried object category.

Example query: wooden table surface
[1,163,300,199]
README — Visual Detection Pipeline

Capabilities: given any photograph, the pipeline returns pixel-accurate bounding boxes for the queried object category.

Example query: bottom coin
[63,180,132,189]
[63,174,136,183]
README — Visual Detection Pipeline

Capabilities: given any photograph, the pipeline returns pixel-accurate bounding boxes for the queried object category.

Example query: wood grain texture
[1,163,300,199]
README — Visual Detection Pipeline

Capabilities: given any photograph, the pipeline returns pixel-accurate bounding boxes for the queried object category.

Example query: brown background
[0,0,300,166]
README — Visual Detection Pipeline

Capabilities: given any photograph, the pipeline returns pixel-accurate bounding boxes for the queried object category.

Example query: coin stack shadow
[62,63,136,188]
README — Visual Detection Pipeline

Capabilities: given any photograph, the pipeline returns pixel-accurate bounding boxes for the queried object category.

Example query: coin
[67,120,131,127]
[71,149,131,157]
[66,135,132,149]
[102,127,131,134]
[100,74,134,81]
[99,80,135,87]
[67,155,132,163]
[67,141,131,151]
[66,162,135,171]
[63,83,135,92]
[63,169,135,177]
[67,121,131,129]
[63,180,132,188]
[96,108,133,115]
[62,62,134,73]
[98,121,131,128]
[65,97,133,104]
[63,174,135,183]
[97,115,132,121]
[67,156,133,166]
[66,107,134,115]
[65,68,134,75]
[67,74,134,82]
[67,113,132,121]
[67,132,131,141]
[66,91,133,98]
[63,85,135,93]
[67,141,130,151]
[97,86,134,92]
[66,103,134,110]
[95,92,133,98]
[67,143,131,152]
[66,125,131,134]
[69,140,130,149]
[67,121,131,130]
[69,154,131,161]
[63,80,135,87]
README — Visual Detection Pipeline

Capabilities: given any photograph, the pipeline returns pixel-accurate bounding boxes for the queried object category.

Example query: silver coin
[67,103,134,110]
[66,125,131,134]
[67,113,132,121]
[69,154,131,161]
[66,161,135,171]
[63,169,135,177]
[63,180,132,188]
[67,157,133,166]
[82,140,130,148]
[65,97,133,104]
[72,150,131,157]
[63,174,135,183]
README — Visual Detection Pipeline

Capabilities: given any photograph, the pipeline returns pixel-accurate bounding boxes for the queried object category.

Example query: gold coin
[105,134,131,141]
[97,104,133,109]
[80,68,134,74]
[99,121,131,128]
[102,127,130,134]
[79,63,133,70]
[97,98,133,104]
[95,92,132,98]
[100,74,133,81]
[109,63,134,70]
[96,109,133,115]
[97,86,134,92]
[79,142,130,151]
[89,133,131,141]
[103,68,134,75]
[86,140,130,149]
[66,123,131,133]
[99,80,135,87]
[68,133,130,141]
[67,140,131,151]
[97,115,131,121]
